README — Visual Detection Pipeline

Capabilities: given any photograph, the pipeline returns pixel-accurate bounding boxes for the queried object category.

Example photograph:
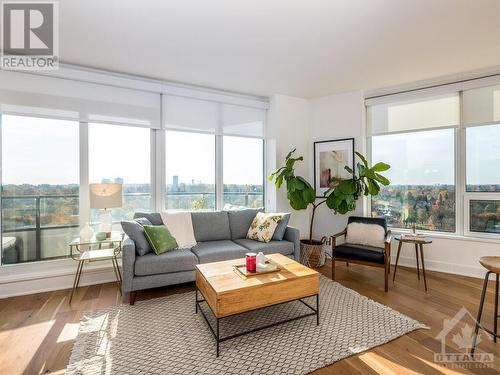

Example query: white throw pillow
[160,212,197,249]
[346,222,385,248]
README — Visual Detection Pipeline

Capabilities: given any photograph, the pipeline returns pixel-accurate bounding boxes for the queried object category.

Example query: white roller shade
[221,103,265,137]
[162,95,218,133]
[0,70,161,127]
[367,93,459,135]
[463,85,500,125]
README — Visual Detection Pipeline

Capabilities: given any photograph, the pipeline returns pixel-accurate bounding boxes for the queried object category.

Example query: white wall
[267,94,311,236]
[308,91,365,240]
[306,90,500,279]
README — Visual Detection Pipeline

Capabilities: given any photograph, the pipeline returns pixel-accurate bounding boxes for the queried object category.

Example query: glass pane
[223,136,263,209]
[89,123,151,224]
[371,128,455,232]
[368,93,459,134]
[165,131,215,210]
[470,200,500,234]
[466,124,500,192]
[1,115,79,264]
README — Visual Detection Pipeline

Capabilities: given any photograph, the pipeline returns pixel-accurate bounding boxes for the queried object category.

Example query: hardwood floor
[1,262,499,374]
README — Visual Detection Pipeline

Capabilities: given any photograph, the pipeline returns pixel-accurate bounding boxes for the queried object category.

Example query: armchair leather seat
[333,243,385,264]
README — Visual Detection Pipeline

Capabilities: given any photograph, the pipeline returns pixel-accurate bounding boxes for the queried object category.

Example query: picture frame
[313,138,355,198]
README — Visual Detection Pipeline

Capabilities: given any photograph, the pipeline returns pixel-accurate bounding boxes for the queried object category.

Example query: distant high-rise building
[114,177,124,185]
[173,175,179,190]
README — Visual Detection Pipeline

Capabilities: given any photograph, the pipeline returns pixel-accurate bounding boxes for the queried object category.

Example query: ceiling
[60,0,500,98]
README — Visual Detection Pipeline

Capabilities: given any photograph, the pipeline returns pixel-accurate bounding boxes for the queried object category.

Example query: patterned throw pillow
[246,212,283,243]
[143,225,178,255]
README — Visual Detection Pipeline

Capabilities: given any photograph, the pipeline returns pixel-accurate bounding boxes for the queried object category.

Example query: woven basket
[300,238,326,268]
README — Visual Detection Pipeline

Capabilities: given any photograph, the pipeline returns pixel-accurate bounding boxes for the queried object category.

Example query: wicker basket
[300,237,326,268]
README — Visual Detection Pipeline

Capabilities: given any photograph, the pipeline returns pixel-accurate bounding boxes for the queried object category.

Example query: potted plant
[269,149,390,266]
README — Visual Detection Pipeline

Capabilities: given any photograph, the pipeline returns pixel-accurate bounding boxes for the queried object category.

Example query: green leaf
[374,173,390,186]
[372,162,390,172]
[367,179,380,195]
[344,165,354,174]
[355,151,368,168]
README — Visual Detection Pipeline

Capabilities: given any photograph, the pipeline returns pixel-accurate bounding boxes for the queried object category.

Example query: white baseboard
[392,255,486,279]
[0,265,119,299]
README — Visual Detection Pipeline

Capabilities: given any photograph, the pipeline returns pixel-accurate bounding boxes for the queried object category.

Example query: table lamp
[89,183,123,238]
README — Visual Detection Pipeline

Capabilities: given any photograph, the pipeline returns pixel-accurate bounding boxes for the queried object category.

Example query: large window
[368,85,500,238]
[371,129,455,232]
[165,130,215,210]
[89,123,151,224]
[223,136,263,208]
[1,115,79,264]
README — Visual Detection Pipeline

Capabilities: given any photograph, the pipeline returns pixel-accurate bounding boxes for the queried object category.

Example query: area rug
[67,276,426,374]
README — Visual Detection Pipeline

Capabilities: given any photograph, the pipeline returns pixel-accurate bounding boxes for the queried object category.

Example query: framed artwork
[314,138,355,197]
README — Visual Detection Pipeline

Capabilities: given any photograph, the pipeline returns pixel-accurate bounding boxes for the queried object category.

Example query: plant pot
[300,238,326,268]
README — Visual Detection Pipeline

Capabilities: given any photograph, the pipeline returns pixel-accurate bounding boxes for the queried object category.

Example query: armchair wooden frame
[331,228,392,292]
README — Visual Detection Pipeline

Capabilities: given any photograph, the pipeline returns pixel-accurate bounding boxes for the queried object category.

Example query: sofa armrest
[284,226,300,261]
[122,237,136,293]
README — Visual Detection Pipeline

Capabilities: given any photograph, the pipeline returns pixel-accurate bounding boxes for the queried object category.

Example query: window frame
[367,94,500,241]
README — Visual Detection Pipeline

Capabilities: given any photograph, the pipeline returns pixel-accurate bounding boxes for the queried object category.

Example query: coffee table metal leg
[415,244,420,280]
[316,294,320,325]
[216,318,220,357]
[195,288,198,314]
[393,241,402,282]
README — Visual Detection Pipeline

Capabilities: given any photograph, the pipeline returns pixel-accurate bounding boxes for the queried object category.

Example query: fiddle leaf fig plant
[269,149,390,243]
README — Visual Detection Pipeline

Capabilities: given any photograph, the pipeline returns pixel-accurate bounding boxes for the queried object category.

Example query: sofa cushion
[226,208,263,240]
[246,212,283,243]
[272,213,291,241]
[234,238,294,257]
[143,225,178,255]
[191,211,231,242]
[121,218,153,256]
[191,240,248,263]
[135,249,198,276]
[346,222,385,248]
[133,212,163,225]
[333,243,385,264]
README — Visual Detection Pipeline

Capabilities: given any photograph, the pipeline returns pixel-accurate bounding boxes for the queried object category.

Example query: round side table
[393,235,432,292]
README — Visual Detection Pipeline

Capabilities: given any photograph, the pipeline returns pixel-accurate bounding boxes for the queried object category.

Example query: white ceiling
[60,0,500,98]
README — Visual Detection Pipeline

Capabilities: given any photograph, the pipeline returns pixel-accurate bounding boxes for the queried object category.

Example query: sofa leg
[331,258,336,280]
[129,291,137,305]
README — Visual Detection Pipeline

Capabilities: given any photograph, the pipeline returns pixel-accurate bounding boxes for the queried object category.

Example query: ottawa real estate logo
[435,306,494,369]
[1,1,59,70]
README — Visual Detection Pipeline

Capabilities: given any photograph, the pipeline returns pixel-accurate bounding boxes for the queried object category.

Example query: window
[466,124,500,192]
[371,129,456,232]
[1,115,79,264]
[469,200,500,234]
[223,136,263,208]
[89,123,151,224]
[465,124,500,235]
[165,130,215,210]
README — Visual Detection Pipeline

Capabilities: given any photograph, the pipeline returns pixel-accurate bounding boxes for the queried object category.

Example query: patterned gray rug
[67,277,426,374]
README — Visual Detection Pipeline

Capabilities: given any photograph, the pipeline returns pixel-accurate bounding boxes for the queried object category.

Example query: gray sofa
[122,210,300,304]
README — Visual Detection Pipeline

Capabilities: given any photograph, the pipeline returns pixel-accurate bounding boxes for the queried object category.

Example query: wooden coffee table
[195,253,320,356]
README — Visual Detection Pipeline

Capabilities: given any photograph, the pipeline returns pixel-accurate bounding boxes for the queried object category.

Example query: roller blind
[367,93,460,135]
[162,95,218,133]
[162,95,266,137]
[221,103,265,137]
[463,85,500,125]
[0,70,161,128]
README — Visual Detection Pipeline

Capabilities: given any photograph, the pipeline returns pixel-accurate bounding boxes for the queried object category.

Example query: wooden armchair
[331,216,392,292]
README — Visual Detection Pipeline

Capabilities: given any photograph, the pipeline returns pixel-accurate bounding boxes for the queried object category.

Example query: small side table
[68,231,124,303]
[393,234,432,292]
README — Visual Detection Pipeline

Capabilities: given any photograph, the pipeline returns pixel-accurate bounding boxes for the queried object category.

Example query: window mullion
[79,122,89,227]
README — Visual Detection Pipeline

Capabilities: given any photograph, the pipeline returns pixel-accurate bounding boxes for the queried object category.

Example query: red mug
[246,252,257,273]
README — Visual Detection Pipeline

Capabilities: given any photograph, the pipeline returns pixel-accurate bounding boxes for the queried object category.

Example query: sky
[2,115,264,186]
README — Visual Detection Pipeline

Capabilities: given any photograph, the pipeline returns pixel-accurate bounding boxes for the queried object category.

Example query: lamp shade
[89,183,123,209]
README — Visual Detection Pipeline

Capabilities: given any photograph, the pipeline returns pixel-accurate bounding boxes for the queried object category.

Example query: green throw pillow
[143,225,178,255]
